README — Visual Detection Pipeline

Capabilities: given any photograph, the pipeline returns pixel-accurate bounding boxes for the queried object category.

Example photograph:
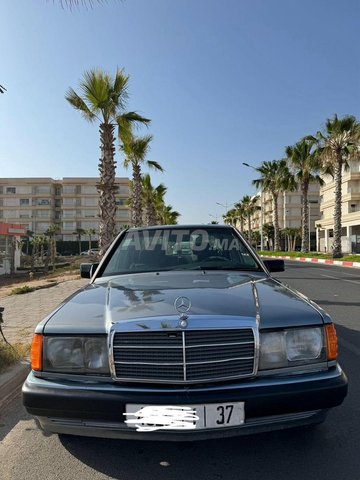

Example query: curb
[0,361,30,412]
[262,255,360,269]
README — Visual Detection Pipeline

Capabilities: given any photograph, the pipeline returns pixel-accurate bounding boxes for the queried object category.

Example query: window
[115,199,126,206]
[37,199,50,205]
[63,186,76,194]
[20,198,30,206]
[35,186,51,194]
[63,198,76,206]
[6,187,16,194]
[63,222,76,231]
[82,186,97,194]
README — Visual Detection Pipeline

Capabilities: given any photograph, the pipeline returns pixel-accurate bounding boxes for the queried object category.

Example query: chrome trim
[251,282,260,376]
[113,341,254,349]
[182,331,187,381]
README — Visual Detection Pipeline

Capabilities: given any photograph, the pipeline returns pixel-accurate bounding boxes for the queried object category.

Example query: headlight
[259,327,326,370]
[43,336,110,375]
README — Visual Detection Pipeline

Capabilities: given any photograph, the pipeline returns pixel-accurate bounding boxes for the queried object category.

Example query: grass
[259,251,360,262]
[9,285,36,295]
[0,342,30,373]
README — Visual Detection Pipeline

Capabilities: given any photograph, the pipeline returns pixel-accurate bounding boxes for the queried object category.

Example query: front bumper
[22,365,348,441]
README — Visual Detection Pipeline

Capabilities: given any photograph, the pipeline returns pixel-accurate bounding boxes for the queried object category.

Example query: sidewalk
[0,277,88,345]
[0,277,88,411]
[262,254,360,269]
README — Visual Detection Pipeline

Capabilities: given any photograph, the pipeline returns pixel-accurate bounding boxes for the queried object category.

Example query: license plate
[125,402,245,431]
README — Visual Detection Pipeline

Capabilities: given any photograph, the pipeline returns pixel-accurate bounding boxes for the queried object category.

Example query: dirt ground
[0,271,81,298]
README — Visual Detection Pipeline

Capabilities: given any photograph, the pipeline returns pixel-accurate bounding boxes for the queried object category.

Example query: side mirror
[80,263,99,279]
[263,259,285,272]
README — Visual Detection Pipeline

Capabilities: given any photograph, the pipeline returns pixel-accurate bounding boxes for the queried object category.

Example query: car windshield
[101,227,262,276]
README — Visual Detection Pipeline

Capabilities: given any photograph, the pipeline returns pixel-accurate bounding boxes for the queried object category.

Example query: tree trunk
[146,200,157,226]
[301,182,309,253]
[98,123,117,254]
[132,164,143,227]
[332,157,343,258]
[247,213,252,244]
[272,192,280,251]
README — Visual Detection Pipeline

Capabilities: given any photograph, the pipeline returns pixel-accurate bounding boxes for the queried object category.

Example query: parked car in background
[80,249,100,256]
[23,225,347,441]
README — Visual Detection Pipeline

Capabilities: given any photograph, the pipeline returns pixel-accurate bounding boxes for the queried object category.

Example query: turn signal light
[31,334,43,371]
[325,324,338,361]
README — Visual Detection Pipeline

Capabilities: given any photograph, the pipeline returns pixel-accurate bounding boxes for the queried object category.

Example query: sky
[1,0,359,224]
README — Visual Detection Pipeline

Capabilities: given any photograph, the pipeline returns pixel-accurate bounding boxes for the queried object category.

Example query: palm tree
[158,205,180,225]
[85,228,97,251]
[223,208,238,227]
[310,115,360,258]
[253,160,294,251]
[153,184,168,225]
[44,223,61,270]
[73,228,86,254]
[120,132,163,227]
[233,202,246,233]
[0,84,6,94]
[141,174,167,226]
[25,230,34,255]
[58,0,121,8]
[285,137,324,252]
[45,224,61,270]
[66,68,150,253]
[240,195,259,245]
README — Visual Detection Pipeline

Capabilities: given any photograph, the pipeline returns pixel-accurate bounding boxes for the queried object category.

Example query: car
[80,249,100,256]
[22,225,348,441]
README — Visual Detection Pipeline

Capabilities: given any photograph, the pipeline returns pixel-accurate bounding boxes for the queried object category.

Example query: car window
[101,227,262,276]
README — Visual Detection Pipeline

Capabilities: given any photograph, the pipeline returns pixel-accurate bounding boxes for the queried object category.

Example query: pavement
[0,277,88,412]
[0,254,359,412]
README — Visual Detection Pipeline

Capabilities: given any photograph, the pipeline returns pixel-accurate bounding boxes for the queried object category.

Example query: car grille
[112,329,256,384]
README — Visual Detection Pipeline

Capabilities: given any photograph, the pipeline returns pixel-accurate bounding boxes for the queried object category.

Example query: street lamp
[216,201,234,210]
[242,163,264,250]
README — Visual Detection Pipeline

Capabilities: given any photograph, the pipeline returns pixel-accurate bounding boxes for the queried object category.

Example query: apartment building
[0,177,131,241]
[318,159,360,253]
[249,183,321,249]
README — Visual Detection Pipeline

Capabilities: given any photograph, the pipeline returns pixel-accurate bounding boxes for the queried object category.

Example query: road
[0,262,359,480]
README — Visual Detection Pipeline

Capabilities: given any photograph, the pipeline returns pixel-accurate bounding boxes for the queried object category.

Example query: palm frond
[65,88,97,122]
[119,111,151,127]
[81,69,113,118]
[111,69,129,110]
[147,160,164,172]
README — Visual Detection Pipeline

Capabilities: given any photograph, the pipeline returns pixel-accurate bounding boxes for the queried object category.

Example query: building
[317,159,360,253]
[0,177,131,241]
[249,183,321,250]
[0,222,26,274]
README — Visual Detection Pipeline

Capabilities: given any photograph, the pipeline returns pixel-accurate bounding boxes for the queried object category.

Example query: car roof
[125,224,233,232]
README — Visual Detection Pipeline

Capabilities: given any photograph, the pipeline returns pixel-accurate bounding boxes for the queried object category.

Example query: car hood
[42,271,324,335]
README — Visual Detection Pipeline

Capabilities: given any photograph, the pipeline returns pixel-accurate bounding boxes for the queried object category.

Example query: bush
[0,342,29,372]
[9,285,35,295]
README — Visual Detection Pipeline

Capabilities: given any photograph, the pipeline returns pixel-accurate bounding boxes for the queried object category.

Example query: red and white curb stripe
[262,255,360,269]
